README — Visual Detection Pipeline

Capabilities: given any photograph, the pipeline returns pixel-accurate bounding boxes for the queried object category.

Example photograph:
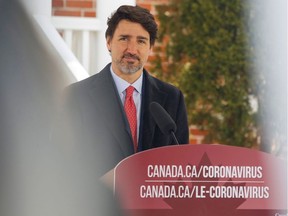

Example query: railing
[51,16,101,75]
[34,15,90,82]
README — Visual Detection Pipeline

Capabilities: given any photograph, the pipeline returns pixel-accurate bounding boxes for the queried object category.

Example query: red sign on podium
[114,144,287,216]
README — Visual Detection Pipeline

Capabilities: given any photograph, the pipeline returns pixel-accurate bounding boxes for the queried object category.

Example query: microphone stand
[171,131,179,145]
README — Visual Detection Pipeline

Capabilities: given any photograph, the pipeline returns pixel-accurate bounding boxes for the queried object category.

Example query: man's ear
[106,36,111,52]
[149,45,154,54]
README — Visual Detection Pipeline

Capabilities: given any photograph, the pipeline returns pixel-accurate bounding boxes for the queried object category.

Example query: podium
[114,144,287,216]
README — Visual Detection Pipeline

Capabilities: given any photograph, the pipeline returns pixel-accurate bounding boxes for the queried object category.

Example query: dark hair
[105,5,158,46]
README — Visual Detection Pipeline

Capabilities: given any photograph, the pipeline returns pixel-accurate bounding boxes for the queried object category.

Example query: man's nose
[126,40,137,54]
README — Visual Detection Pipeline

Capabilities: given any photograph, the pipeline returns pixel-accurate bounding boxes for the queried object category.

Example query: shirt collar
[110,66,143,95]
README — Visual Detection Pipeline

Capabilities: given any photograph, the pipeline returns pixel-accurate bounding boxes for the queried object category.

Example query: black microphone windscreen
[149,102,177,135]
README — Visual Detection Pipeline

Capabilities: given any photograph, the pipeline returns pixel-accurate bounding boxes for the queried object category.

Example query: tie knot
[126,86,135,98]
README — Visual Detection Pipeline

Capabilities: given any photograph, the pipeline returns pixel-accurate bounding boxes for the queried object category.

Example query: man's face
[106,20,152,76]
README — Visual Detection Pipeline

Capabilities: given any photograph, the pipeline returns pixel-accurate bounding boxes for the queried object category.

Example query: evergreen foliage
[154,0,258,147]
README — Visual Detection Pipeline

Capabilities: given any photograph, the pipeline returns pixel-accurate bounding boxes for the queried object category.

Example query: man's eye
[138,40,146,44]
[119,37,128,41]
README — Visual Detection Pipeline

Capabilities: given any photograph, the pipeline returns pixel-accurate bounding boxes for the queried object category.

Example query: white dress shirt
[110,67,143,141]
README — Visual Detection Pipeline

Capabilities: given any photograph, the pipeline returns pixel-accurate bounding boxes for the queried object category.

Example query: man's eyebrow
[118,34,129,38]
[118,34,149,40]
[137,36,149,40]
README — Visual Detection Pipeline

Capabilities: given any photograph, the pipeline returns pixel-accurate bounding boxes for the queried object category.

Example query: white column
[82,30,90,71]
[95,0,136,73]
[63,30,73,49]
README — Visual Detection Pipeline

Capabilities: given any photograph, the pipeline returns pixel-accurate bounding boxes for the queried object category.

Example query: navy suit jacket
[61,63,189,177]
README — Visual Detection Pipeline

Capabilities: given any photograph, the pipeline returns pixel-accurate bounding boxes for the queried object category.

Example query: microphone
[149,102,179,144]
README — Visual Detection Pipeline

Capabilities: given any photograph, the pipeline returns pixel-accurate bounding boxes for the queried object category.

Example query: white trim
[51,16,102,31]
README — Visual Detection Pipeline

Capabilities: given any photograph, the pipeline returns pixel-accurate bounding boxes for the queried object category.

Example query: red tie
[124,86,137,152]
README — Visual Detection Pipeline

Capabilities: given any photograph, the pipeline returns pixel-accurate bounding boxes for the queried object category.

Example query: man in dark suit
[62,5,189,178]
[58,5,188,215]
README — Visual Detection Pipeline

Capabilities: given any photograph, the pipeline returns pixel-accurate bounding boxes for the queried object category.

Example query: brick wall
[51,0,170,17]
[51,0,208,144]
[137,0,170,12]
[189,126,208,144]
[52,0,96,17]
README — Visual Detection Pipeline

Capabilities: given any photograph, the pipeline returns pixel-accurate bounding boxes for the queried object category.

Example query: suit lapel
[88,65,134,157]
[86,66,168,154]
[140,71,168,150]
